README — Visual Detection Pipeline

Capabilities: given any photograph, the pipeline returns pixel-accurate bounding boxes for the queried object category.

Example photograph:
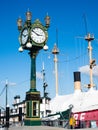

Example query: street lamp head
[26,42,32,48]
[18,46,24,52]
[26,11,32,22]
[17,18,22,31]
[43,45,48,51]
[45,14,50,28]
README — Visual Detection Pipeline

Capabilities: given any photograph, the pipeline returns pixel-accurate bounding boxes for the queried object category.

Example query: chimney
[74,71,81,91]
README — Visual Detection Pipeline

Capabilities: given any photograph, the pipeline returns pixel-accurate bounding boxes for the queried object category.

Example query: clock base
[24,118,41,126]
[25,90,41,126]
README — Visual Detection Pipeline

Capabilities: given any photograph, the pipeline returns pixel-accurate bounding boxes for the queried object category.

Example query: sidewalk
[8,126,98,130]
[9,126,65,130]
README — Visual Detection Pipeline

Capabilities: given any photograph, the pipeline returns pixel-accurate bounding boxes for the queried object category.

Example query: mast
[42,62,48,117]
[42,62,48,97]
[52,44,59,96]
[85,33,96,88]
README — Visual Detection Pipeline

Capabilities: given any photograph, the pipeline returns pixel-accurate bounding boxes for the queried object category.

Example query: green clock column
[24,50,41,126]
[17,10,50,126]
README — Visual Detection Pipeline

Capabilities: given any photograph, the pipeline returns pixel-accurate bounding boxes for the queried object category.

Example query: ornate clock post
[17,11,50,126]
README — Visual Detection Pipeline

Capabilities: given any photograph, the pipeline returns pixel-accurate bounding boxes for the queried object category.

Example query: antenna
[56,28,58,47]
[83,13,88,35]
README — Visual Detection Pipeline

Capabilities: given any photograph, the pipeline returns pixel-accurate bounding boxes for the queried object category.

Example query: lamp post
[17,11,50,126]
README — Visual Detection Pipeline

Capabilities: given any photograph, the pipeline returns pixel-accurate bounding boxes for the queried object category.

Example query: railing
[41,119,98,129]
[42,119,69,128]
[0,118,98,129]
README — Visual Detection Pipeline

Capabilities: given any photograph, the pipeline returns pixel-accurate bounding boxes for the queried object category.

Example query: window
[32,101,39,117]
[26,101,30,117]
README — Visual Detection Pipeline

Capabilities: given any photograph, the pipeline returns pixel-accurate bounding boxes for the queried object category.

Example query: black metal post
[6,107,9,128]
[19,107,22,125]
[0,109,1,125]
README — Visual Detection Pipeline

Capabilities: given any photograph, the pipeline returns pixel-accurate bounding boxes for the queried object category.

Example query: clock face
[21,29,28,45]
[31,28,46,44]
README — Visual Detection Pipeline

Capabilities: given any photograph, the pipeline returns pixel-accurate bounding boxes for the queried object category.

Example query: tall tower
[52,44,59,96]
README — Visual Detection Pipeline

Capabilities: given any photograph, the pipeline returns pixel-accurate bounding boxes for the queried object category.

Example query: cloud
[78,65,98,76]
[93,65,98,76]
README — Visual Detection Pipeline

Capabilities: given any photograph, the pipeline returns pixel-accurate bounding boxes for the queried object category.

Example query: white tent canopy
[50,88,98,114]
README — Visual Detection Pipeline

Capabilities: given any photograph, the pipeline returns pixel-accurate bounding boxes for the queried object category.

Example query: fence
[41,119,98,129]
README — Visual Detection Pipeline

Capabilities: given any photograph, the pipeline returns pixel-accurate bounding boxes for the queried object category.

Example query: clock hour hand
[32,30,42,36]
[23,34,28,37]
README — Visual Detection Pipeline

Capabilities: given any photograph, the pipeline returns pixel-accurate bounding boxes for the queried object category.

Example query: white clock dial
[21,29,28,45]
[31,28,46,44]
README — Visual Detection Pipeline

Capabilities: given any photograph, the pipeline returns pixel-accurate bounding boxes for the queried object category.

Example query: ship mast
[42,62,48,98]
[52,44,59,96]
[42,62,48,117]
[85,33,96,88]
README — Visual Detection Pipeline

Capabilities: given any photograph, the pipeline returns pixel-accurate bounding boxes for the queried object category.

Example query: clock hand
[32,30,42,36]
[23,34,28,37]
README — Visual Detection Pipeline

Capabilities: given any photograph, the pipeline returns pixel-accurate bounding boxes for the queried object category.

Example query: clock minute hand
[32,30,42,36]
[23,34,28,37]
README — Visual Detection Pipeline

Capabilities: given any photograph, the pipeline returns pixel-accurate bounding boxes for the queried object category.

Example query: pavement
[9,126,65,130]
[8,126,98,130]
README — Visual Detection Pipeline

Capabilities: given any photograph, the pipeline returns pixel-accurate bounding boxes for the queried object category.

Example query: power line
[58,51,87,63]
[0,86,6,96]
